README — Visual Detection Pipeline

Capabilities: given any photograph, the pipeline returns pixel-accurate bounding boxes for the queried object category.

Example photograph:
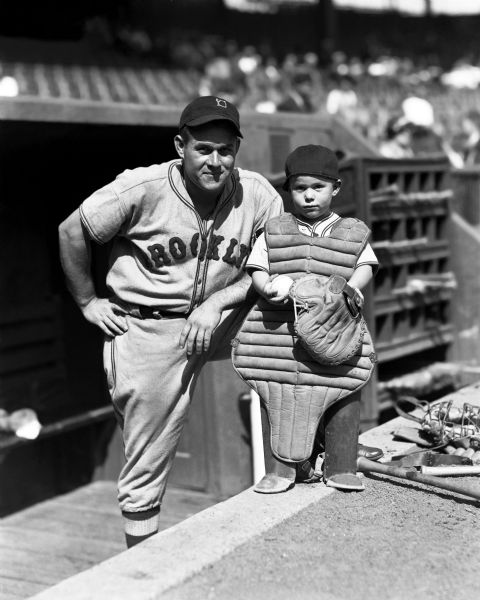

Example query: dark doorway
[0,119,212,513]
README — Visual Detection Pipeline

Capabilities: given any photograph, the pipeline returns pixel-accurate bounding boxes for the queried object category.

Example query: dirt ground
[163,472,480,600]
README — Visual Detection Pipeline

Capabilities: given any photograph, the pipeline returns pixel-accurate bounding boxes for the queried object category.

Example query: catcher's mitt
[290,274,367,365]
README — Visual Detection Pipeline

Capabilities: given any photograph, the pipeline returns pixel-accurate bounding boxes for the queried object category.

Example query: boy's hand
[264,274,291,304]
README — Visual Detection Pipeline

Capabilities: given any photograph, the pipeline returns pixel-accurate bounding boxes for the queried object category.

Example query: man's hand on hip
[179,299,222,356]
[82,298,129,337]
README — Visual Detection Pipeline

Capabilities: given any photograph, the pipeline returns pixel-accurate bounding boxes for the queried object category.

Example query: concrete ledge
[31,479,336,599]
[32,381,480,600]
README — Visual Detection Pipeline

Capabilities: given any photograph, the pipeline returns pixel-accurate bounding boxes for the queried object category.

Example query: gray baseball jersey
[82,159,283,514]
[80,159,283,312]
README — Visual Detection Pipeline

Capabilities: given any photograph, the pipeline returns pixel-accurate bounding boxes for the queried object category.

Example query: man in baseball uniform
[58,96,283,547]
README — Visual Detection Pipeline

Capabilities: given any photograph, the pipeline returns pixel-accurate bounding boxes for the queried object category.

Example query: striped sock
[122,507,160,548]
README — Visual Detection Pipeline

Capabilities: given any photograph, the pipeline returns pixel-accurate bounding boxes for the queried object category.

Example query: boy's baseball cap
[283,144,340,190]
[179,96,243,138]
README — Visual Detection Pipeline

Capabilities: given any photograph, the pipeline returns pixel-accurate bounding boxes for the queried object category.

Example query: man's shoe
[357,444,383,461]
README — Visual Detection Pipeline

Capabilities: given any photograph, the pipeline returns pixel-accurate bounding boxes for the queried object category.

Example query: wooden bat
[420,465,480,476]
[357,457,480,501]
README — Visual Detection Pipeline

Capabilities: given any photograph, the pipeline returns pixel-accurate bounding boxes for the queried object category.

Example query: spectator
[326,74,358,124]
[460,110,480,166]
[327,75,358,116]
[410,124,448,159]
[277,70,316,113]
[199,55,247,106]
[401,95,435,129]
[379,115,414,159]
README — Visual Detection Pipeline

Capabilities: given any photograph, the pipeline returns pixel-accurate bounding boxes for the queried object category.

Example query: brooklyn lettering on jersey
[147,234,249,269]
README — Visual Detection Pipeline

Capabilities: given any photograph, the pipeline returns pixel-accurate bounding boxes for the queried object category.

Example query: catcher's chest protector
[231,214,376,463]
[266,213,370,279]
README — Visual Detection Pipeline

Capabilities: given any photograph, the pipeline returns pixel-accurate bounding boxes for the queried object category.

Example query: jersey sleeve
[355,242,379,274]
[252,178,284,238]
[246,232,269,273]
[79,183,128,244]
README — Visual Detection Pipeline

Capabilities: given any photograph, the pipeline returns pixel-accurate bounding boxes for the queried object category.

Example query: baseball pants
[103,305,247,515]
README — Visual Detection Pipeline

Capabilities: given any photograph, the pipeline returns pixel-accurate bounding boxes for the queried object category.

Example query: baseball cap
[179,96,243,138]
[283,144,340,190]
[386,115,413,139]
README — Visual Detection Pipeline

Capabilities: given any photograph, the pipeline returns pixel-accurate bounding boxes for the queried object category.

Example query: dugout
[0,73,379,514]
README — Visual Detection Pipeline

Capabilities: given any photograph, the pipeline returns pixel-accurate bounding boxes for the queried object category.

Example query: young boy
[243,144,379,493]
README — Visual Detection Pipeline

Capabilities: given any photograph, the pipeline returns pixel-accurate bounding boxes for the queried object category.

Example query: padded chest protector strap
[231,216,376,463]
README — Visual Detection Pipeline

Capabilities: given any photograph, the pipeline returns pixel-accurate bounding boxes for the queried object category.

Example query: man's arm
[179,271,254,356]
[58,209,128,336]
[180,181,283,356]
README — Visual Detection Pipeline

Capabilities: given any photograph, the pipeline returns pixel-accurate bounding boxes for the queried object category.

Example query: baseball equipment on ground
[389,451,471,468]
[420,465,480,476]
[290,274,367,366]
[357,457,480,502]
[395,396,480,450]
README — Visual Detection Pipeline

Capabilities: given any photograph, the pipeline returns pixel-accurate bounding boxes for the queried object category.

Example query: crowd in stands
[2,19,479,168]
[167,31,480,167]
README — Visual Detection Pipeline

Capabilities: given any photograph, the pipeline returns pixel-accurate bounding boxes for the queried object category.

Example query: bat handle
[420,465,480,476]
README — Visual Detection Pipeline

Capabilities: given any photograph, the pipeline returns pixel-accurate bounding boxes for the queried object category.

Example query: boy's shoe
[254,455,296,494]
[254,473,295,494]
[325,473,365,491]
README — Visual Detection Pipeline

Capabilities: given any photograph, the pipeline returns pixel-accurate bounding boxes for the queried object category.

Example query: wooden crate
[338,157,454,424]
[450,166,480,226]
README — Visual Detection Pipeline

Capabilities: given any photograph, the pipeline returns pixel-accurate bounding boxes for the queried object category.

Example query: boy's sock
[323,393,364,492]
[256,406,296,494]
[122,507,160,548]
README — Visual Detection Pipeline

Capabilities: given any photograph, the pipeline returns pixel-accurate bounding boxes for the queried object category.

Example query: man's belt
[137,306,189,320]
[110,298,190,320]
